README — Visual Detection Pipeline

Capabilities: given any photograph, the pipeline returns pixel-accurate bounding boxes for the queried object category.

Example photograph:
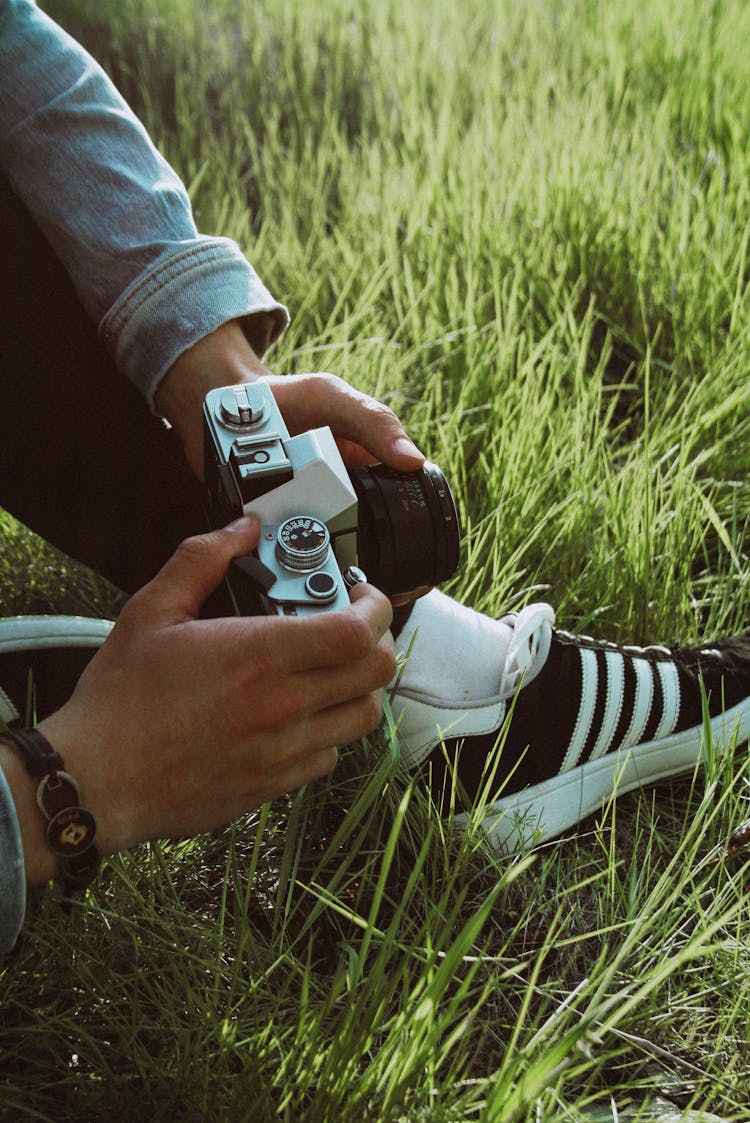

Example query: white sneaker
[392,603,750,851]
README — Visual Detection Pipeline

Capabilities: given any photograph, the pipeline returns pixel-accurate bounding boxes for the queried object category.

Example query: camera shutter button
[343,566,367,589]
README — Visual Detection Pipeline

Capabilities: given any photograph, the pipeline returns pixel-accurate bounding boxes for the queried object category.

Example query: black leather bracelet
[0,727,100,894]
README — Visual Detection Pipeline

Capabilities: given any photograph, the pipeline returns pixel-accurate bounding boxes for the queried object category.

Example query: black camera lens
[348,461,460,597]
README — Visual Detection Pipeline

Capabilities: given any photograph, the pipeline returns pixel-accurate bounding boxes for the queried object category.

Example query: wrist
[154,320,273,479]
[1,722,106,893]
[0,741,58,886]
[154,320,271,428]
[34,708,125,862]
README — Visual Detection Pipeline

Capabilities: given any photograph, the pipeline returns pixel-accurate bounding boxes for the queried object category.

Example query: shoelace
[497,602,555,701]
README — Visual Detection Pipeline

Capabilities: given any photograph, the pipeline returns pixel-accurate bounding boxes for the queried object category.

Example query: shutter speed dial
[276,516,330,572]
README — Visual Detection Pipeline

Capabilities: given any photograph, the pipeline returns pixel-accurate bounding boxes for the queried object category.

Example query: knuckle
[374,643,397,686]
[349,581,392,619]
[251,690,300,734]
[297,746,339,788]
[358,691,384,733]
[319,746,339,775]
[175,532,213,562]
[359,394,398,426]
[268,697,304,732]
[341,614,376,660]
[304,370,339,396]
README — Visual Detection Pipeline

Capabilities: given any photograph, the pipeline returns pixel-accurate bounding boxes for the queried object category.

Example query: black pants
[0,174,205,596]
[0,176,414,646]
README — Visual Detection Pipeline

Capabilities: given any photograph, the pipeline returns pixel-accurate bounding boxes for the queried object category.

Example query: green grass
[4,0,750,1117]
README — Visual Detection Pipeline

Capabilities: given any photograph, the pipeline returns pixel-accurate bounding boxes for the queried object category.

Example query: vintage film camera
[204,383,460,617]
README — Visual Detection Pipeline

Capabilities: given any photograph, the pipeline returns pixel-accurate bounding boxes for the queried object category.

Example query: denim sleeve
[0,762,26,956]
[0,0,289,407]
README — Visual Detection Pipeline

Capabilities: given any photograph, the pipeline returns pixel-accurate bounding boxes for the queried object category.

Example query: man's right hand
[13,517,394,884]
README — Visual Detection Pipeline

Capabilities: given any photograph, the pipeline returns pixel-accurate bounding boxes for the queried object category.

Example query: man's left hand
[154,320,424,478]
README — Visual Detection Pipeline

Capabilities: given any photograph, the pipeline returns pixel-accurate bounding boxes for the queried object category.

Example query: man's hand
[263,371,424,471]
[154,320,424,478]
[11,518,394,884]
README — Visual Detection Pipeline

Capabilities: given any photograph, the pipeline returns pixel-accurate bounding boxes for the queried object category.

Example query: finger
[252,745,339,804]
[317,381,425,469]
[287,633,395,716]
[132,517,261,623]
[222,745,340,811]
[261,690,384,773]
[271,373,425,469]
[266,582,394,674]
[156,744,340,834]
[334,437,379,468]
[303,690,386,747]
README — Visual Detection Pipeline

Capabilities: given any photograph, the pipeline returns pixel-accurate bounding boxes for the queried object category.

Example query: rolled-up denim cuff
[100,237,290,410]
[0,763,26,955]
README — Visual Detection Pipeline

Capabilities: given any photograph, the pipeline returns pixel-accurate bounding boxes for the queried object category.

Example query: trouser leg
[0,174,204,596]
[0,174,415,640]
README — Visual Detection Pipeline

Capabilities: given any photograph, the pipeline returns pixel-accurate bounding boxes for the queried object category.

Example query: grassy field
[3,0,750,1117]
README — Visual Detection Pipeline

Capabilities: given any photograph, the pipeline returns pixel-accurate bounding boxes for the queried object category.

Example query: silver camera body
[204,383,363,617]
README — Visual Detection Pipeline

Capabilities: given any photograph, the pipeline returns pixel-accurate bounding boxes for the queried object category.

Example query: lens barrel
[348,462,460,597]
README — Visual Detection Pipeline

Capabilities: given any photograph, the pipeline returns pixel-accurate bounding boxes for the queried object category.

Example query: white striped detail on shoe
[621,656,654,751]
[654,659,681,739]
[561,647,597,773]
[561,646,682,774]
[588,649,626,761]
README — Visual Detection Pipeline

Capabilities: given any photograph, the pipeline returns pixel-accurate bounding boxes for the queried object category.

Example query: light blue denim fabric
[0,759,25,955]
[0,0,289,408]
[0,0,290,951]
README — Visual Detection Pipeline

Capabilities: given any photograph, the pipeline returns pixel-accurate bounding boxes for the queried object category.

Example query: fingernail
[393,437,425,461]
[225,515,257,532]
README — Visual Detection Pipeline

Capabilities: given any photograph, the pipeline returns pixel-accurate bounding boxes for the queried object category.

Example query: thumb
[135,516,260,622]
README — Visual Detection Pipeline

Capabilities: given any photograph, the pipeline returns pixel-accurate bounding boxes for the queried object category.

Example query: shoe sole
[457,697,750,853]
[0,615,113,722]
[0,615,113,652]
